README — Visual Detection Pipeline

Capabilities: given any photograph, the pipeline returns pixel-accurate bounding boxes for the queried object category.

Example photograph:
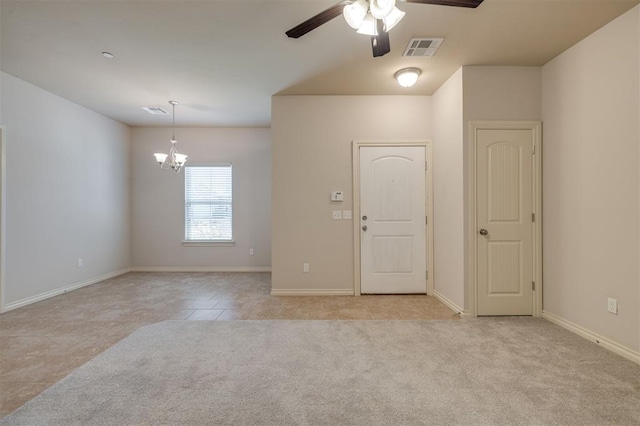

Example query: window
[185,165,233,242]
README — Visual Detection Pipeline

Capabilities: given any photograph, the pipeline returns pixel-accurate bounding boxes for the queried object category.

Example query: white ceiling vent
[141,106,169,115]
[402,38,444,57]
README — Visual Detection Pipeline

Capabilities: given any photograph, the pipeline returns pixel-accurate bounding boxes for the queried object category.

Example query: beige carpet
[1,318,639,425]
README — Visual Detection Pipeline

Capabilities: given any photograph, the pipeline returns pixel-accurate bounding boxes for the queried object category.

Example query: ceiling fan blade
[286,1,349,38]
[405,0,483,8]
[371,20,391,57]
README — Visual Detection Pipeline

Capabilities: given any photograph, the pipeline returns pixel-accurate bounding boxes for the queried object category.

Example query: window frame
[182,163,234,247]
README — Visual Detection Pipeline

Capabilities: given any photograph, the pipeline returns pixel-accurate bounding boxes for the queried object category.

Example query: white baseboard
[1,268,131,313]
[271,288,355,296]
[131,266,272,273]
[542,310,640,365]
[433,290,464,315]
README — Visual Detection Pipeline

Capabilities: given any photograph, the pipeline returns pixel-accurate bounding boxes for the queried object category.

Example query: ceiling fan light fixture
[383,7,405,32]
[395,68,421,87]
[343,0,368,29]
[369,0,396,19]
[356,13,378,36]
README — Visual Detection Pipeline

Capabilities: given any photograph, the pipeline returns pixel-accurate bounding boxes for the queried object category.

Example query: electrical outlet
[249,248,254,256]
[77,258,83,268]
[332,210,342,220]
[303,263,309,273]
[607,298,618,315]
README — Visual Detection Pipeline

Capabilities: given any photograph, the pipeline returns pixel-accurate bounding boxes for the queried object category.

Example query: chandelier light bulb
[174,153,188,166]
[153,153,168,164]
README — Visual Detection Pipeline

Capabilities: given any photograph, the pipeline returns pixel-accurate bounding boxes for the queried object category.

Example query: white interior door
[360,146,426,294]
[476,129,534,315]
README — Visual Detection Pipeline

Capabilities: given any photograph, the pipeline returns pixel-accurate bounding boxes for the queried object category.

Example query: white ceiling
[2,0,638,127]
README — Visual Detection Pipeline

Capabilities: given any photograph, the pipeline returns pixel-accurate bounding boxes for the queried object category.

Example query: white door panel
[360,146,426,294]
[477,129,533,315]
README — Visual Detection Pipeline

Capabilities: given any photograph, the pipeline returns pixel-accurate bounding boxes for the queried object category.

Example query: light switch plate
[607,298,618,314]
[332,210,342,220]
[342,210,352,220]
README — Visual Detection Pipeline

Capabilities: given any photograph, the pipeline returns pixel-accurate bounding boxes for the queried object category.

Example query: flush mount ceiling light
[153,101,188,173]
[101,51,114,59]
[395,67,422,87]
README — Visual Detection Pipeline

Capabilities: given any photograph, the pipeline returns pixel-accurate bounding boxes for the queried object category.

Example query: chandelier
[153,100,188,173]
[343,0,406,36]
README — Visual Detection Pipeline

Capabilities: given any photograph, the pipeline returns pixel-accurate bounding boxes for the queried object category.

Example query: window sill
[182,240,235,247]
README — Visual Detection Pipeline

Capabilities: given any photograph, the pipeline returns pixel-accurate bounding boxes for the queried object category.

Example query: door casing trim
[0,126,6,313]
[352,140,434,296]
[468,121,542,317]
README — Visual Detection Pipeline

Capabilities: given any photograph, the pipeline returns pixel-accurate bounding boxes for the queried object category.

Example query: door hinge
[532,281,535,291]
[532,213,535,223]
[426,216,428,225]
[531,145,535,154]
[425,161,428,171]
[426,271,429,280]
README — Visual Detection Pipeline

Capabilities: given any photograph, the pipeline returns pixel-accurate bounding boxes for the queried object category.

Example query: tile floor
[0,272,457,416]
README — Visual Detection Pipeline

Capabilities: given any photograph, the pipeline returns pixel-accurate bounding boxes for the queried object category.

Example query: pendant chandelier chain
[171,101,176,141]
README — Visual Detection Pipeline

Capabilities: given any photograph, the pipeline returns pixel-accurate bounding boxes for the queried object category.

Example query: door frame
[352,140,434,296]
[468,121,542,317]
[0,126,6,313]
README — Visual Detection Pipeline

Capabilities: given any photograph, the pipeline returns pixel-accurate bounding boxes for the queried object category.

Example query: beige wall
[131,127,271,269]
[431,69,465,309]
[462,66,542,310]
[462,67,542,122]
[271,96,432,292]
[1,72,131,309]
[542,7,639,352]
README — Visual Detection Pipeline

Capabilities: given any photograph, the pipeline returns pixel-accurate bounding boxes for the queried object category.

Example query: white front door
[360,146,426,294]
[476,129,534,315]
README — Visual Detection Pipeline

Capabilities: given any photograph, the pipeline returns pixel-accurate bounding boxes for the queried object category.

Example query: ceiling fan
[286,0,484,58]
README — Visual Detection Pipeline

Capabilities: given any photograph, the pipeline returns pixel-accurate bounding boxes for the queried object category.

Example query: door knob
[479,229,488,236]
[362,215,367,221]
[362,225,368,231]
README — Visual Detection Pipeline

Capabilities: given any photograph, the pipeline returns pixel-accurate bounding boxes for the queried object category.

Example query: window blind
[185,165,232,241]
